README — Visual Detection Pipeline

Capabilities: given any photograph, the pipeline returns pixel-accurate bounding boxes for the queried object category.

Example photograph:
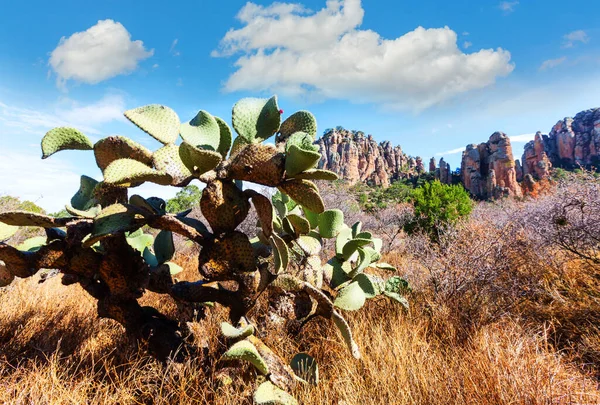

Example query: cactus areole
[0,95,408,401]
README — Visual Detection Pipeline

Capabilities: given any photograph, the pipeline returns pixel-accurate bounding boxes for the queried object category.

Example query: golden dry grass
[2,248,599,405]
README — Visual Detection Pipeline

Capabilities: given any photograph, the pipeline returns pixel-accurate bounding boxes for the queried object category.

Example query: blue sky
[1,0,599,211]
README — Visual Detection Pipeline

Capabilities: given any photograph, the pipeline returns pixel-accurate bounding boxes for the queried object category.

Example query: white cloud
[49,19,153,88]
[152,63,159,69]
[562,30,589,48]
[539,56,566,71]
[213,0,514,111]
[436,147,464,156]
[510,133,535,143]
[498,1,519,13]
[170,39,181,56]
[463,41,472,49]
[0,94,126,136]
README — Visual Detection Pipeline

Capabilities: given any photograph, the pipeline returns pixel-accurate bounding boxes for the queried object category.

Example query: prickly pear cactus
[0,95,409,403]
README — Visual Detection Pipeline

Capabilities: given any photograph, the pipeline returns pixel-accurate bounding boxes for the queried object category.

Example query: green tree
[166,184,202,213]
[405,180,473,240]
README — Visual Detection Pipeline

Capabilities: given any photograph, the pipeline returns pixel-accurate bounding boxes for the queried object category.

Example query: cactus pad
[290,353,319,385]
[84,204,144,247]
[0,223,18,242]
[71,175,99,210]
[41,127,93,159]
[215,116,233,157]
[334,281,366,311]
[278,180,324,214]
[227,144,285,186]
[154,230,174,264]
[94,136,153,171]
[180,110,221,150]
[355,273,378,298]
[221,322,255,339]
[222,340,269,375]
[270,233,289,274]
[289,169,338,181]
[232,96,281,143]
[65,204,100,219]
[200,180,249,234]
[152,144,193,186]
[317,209,344,238]
[285,145,321,177]
[285,214,310,235]
[178,142,222,177]
[16,236,47,252]
[332,311,361,359]
[103,158,173,186]
[199,231,255,279]
[124,105,180,145]
[126,232,154,253]
[254,381,298,405]
[0,211,70,228]
[249,192,274,238]
[277,111,317,143]
[295,235,321,256]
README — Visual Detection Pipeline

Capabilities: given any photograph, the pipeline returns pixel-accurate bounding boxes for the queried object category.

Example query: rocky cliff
[521,108,600,179]
[317,128,423,187]
[460,132,522,199]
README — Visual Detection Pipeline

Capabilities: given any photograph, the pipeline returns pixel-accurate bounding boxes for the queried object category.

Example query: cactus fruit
[222,340,269,375]
[94,136,154,171]
[124,105,180,145]
[41,127,93,159]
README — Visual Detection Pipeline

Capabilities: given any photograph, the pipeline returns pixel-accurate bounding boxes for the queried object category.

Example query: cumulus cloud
[510,133,535,143]
[463,41,472,49]
[498,1,519,13]
[213,0,514,111]
[539,56,566,71]
[0,94,126,136]
[562,30,589,48]
[49,19,153,87]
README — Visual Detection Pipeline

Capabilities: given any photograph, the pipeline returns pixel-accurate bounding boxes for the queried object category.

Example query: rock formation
[317,128,422,187]
[522,108,600,179]
[429,157,436,173]
[461,132,522,199]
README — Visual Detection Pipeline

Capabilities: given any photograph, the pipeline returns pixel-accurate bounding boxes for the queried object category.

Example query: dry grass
[1,253,599,404]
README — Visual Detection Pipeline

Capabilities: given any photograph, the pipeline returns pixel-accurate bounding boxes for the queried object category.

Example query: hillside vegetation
[1,170,600,404]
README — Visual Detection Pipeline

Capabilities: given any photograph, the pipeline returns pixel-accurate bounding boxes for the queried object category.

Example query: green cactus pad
[355,273,378,298]
[93,136,153,171]
[0,211,70,228]
[372,237,383,254]
[289,169,338,181]
[285,144,322,177]
[277,111,317,143]
[126,232,154,253]
[84,204,144,247]
[180,110,220,149]
[232,96,281,143]
[124,104,180,145]
[317,209,344,238]
[178,142,222,176]
[285,132,319,152]
[384,292,409,309]
[215,116,233,157]
[229,136,248,158]
[254,381,298,405]
[286,214,310,235]
[153,144,193,186]
[16,236,47,252]
[129,195,160,214]
[103,158,173,186]
[65,204,100,219]
[348,247,370,278]
[371,262,396,271]
[0,262,14,287]
[303,255,323,288]
[290,352,319,385]
[335,225,353,257]
[221,322,255,339]
[222,340,269,375]
[341,238,373,261]
[71,175,99,210]
[334,281,367,311]
[332,311,361,359]
[385,276,410,294]
[351,222,362,238]
[154,230,174,265]
[295,235,321,255]
[323,257,352,289]
[363,246,381,262]
[41,127,93,159]
[270,233,289,274]
[0,223,18,242]
[143,247,159,267]
[164,261,183,275]
[278,180,324,214]
[354,231,373,240]
[302,208,319,229]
